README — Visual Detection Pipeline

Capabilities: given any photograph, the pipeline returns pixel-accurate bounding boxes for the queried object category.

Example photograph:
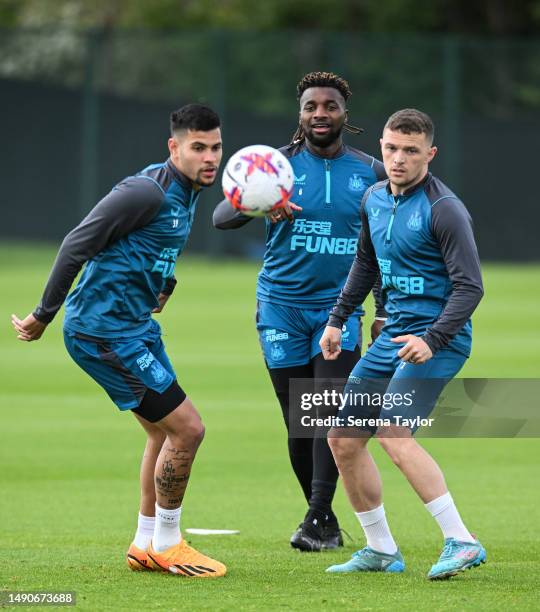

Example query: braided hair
[289,71,363,146]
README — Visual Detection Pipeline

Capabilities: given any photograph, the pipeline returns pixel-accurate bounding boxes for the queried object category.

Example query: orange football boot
[147,539,226,577]
[126,543,153,572]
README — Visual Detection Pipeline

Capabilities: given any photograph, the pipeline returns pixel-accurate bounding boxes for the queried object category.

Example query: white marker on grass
[185,528,240,535]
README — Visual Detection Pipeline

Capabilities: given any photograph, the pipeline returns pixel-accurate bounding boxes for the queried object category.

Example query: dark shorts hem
[131,380,187,423]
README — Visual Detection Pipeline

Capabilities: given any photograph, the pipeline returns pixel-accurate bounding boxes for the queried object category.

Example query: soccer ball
[222,144,294,217]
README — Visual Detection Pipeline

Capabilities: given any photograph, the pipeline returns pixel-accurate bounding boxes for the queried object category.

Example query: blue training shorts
[337,331,467,433]
[256,300,362,369]
[63,319,177,411]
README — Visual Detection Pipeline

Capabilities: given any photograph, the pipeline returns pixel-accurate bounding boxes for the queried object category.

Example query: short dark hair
[170,104,220,135]
[296,71,352,102]
[384,109,434,144]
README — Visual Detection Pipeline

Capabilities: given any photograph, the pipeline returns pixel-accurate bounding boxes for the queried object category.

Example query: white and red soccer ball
[222,145,294,217]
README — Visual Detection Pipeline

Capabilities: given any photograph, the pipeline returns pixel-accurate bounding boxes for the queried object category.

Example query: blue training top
[329,173,484,356]
[214,141,386,313]
[34,159,200,338]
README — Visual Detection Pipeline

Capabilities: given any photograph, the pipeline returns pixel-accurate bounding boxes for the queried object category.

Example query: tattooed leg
[153,397,205,510]
[154,449,192,508]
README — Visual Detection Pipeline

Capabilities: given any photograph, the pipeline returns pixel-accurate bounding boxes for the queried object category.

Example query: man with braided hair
[213,72,386,551]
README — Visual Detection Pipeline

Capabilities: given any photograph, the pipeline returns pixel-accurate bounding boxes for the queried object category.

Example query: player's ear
[168,136,183,158]
[428,146,438,162]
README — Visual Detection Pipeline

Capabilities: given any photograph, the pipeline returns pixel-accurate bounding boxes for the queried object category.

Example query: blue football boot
[428,537,486,580]
[326,546,405,574]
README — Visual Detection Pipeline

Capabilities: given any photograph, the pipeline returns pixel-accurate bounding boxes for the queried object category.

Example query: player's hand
[319,326,342,360]
[391,334,433,365]
[152,293,170,313]
[11,313,47,342]
[369,318,386,347]
[266,202,302,224]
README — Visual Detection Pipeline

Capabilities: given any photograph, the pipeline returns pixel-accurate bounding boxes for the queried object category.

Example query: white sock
[355,504,398,555]
[153,504,182,552]
[132,513,155,550]
[425,492,475,543]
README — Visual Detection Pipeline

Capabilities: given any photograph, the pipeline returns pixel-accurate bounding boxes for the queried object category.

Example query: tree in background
[1,0,540,34]
[0,0,539,121]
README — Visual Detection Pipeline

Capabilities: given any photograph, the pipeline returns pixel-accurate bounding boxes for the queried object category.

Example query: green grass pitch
[0,244,539,610]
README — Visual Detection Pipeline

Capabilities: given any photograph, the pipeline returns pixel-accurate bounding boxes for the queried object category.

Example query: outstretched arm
[12,177,163,340]
[213,198,302,228]
[212,199,253,230]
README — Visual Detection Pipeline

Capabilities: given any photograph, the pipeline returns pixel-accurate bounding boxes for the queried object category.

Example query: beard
[304,122,344,148]
[194,168,217,187]
[194,176,215,187]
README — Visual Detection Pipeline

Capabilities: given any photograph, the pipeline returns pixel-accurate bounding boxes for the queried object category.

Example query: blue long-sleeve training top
[213,141,387,316]
[34,159,200,338]
[328,173,484,356]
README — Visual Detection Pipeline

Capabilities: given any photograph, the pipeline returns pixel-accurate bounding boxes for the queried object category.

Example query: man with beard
[213,72,386,551]
[11,104,227,577]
